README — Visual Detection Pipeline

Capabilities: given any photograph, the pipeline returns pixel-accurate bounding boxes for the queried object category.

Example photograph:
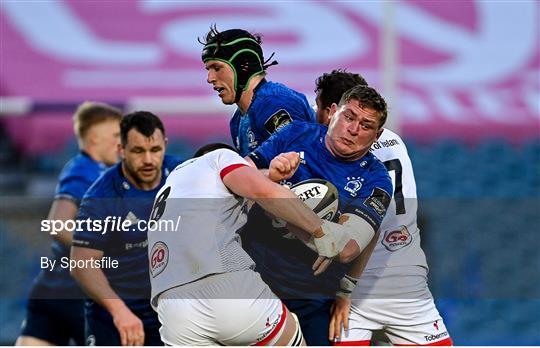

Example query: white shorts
[157,270,287,346]
[335,267,452,346]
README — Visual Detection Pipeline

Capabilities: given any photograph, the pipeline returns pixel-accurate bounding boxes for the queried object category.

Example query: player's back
[359,129,428,285]
[148,149,255,306]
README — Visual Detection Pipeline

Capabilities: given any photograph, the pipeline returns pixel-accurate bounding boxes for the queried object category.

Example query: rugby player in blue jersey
[244,85,393,345]
[16,102,122,346]
[317,71,453,346]
[70,111,182,346]
[201,25,315,156]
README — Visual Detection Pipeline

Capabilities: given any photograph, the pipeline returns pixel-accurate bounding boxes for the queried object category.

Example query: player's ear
[86,128,99,146]
[118,142,125,159]
[329,103,338,117]
[164,137,169,149]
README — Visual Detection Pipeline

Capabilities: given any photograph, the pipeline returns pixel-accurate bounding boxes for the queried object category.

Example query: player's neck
[324,136,368,161]
[237,75,265,114]
[82,144,103,164]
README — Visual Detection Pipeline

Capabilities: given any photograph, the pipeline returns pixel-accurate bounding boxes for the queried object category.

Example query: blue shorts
[283,298,333,346]
[20,298,85,345]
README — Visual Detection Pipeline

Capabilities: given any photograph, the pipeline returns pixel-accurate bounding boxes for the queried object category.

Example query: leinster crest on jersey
[344,177,363,197]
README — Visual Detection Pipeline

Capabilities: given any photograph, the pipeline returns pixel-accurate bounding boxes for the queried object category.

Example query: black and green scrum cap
[201,29,277,103]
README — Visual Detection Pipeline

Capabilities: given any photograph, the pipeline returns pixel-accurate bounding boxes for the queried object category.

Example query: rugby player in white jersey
[147,143,352,346]
[314,70,453,346]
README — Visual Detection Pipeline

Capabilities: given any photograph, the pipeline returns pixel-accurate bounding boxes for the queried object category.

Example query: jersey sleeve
[55,172,94,205]
[72,191,112,251]
[163,155,185,172]
[211,149,250,180]
[247,122,302,169]
[342,169,393,231]
[255,95,314,136]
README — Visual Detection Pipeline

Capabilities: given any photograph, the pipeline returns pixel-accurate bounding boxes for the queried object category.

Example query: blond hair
[73,102,122,141]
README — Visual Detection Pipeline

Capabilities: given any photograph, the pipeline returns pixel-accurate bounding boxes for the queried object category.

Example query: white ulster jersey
[148,149,255,307]
[367,129,428,270]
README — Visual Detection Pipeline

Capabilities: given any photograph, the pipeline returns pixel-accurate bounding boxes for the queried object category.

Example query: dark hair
[339,85,388,128]
[193,143,237,158]
[120,111,165,145]
[315,69,368,109]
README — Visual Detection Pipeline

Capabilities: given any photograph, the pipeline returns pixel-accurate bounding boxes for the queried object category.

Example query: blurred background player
[314,70,453,346]
[70,111,182,346]
[150,143,350,346]
[15,102,122,346]
[201,25,315,156]
[244,85,393,345]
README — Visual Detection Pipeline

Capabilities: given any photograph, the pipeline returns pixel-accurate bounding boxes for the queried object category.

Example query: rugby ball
[290,179,339,221]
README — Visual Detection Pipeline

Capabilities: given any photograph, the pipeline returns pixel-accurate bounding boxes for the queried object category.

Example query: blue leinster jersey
[73,155,181,324]
[246,122,393,299]
[230,79,315,156]
[33,151,107,296]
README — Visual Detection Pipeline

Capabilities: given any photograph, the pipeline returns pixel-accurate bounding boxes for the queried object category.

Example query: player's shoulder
[196,148,236,163]
[83,163,122,199]
[287,119,322,133]
[376,128,405,148]
[208,147,238,157]
[206,148,246,168]
[163,155,184,172]
[257,80,293,95]
[59,152,102,181]
[363,151,391,177]
[256,80,308,104]
[371,128,410,161]
[274,120,323,141]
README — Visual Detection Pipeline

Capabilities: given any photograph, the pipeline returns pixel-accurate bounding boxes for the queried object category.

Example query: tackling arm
[245,151,300,182]
[223,165,322,236]
[222,165,349,259]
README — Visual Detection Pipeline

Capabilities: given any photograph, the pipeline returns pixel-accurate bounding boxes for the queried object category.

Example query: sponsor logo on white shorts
[149,241,168,277]
[256,313,281,343]
[424,331,449,342]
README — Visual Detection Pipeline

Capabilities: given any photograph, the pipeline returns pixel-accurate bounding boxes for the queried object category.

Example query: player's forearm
[53,230,73,247]
[73,268,132,321]
[345,230,380,278]
[71,266,123,311]
[70,246,123,311]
